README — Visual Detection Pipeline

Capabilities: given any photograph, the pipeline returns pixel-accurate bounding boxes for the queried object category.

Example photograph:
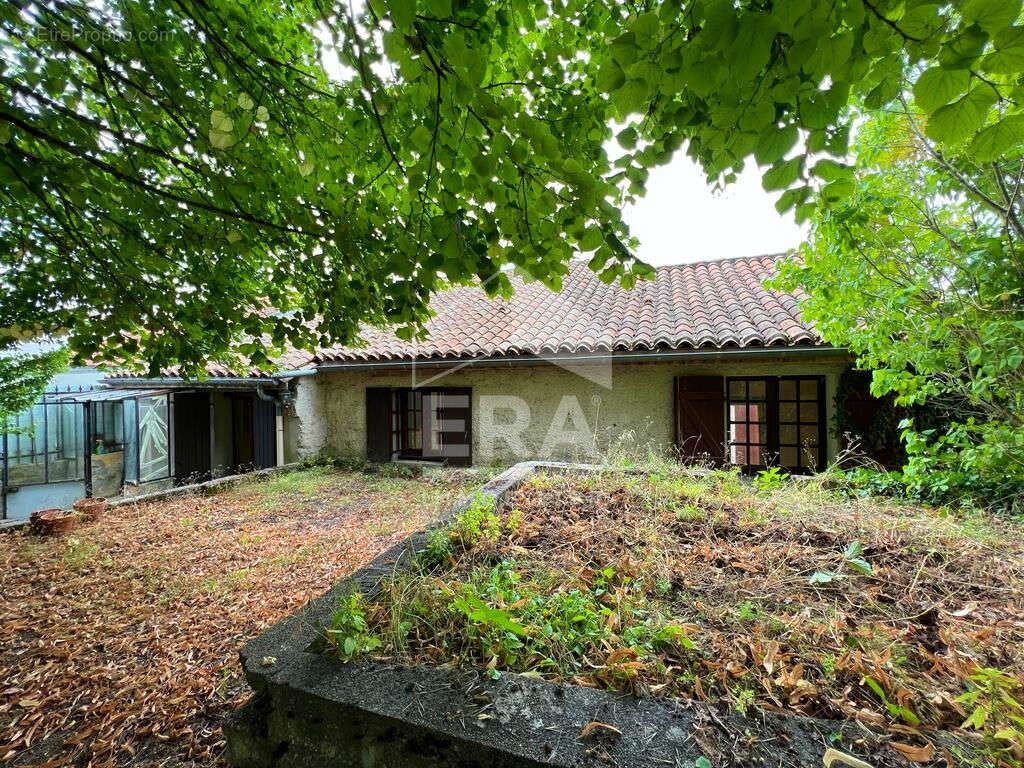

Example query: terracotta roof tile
[314,253,823,364]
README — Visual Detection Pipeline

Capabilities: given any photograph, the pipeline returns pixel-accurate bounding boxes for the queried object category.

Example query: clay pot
[36,508,75,536]
[73,497,108,521]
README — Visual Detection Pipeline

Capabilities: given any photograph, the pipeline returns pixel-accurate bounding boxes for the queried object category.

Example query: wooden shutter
[365,388,392,461]
[674,376,725,465]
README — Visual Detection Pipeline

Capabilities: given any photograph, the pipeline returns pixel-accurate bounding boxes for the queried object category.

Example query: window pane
[731,444,747,464]
[729,380,746,398]
[779,379,796,400]
[747,422,763,444]
[780,425,797,445]
[138,395,169,482]
[802,444,819,469]
[800,379,818,399]
[749,403,764,424]
[800,425,818,444]
[748,380,766,399]
[779,402,797,422]
[730,403,748,421]
[780,447,799,467]
[748,445,762,465]
[799,402,818,422]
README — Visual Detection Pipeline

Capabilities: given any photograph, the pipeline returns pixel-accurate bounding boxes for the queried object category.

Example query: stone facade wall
[282,354,850,466]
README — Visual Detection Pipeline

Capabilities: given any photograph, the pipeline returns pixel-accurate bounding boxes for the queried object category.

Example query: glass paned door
[138,394,170,482]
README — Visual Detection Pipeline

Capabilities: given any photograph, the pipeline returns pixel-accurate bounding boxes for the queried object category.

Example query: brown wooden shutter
[674,376,725,465]
[365,387,392,461]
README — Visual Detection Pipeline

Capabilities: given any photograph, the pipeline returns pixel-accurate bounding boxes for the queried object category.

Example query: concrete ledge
[226,462,972,768]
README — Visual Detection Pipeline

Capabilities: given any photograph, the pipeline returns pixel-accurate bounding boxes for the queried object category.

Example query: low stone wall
[225,462,964,768]
[91,450,124,498]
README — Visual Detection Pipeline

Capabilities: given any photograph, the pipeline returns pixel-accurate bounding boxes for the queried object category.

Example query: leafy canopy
[776,105,1024,509]
[1,0,1023,375]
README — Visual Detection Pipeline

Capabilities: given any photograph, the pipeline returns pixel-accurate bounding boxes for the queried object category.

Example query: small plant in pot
[73,497,108,521]
[35,508,76,536]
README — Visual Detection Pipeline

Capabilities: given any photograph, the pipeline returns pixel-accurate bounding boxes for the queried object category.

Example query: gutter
[101,348,850,385]
[315,346,851,371]
[104,377,287,389]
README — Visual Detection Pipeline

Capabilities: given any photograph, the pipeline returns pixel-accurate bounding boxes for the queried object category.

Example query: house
[102,253,852,476]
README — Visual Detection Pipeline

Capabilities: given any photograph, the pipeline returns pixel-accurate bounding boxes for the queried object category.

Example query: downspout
[255,383,276,402]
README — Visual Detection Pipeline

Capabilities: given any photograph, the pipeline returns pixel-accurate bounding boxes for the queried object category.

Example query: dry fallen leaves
[0,468,477,767]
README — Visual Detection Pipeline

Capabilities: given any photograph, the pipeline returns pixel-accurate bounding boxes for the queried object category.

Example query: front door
[173,392,211,484]
[230,394,277,472]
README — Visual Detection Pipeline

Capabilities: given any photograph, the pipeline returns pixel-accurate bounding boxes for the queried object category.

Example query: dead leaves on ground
[0,469,475,767]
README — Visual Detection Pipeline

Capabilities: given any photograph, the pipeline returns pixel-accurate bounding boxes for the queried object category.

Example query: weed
[734,600,760,623]
[733,686,756,716]
[675,504,704,522]
[957,667,1024,764]
[754,466,789,494]
[325,592,382,661]
[63,537,100,569]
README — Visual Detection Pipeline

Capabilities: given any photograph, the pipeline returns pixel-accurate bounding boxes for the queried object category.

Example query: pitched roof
[313,253,822,365]
[104,253,827,382]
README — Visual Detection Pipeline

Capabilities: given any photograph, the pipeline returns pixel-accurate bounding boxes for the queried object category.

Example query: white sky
[623,154,808,266]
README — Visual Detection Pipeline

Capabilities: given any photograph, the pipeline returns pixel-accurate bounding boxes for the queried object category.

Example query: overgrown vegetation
[777,99,1024,513]
[325,469,1024,763]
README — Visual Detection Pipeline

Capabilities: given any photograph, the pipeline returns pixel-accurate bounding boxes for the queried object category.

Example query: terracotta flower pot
[36,508,75,536]
[73,497,108,521]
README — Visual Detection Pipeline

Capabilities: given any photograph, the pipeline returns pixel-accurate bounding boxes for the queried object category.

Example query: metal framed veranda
[1,388,174,522]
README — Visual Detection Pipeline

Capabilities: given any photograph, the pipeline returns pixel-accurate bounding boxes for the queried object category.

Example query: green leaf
[612,79,649,116]
[411,124,434,153]
[389,0,416,31]
[580,226,604,251]
[211,110,233,132]
[754,124,798,165]
[617,125,638,150]
[208,128,236,149]
[762,156,803,191]
[695,757,713,768]
[913,67,970,113]
[864,78,900,109]
[970,114,1024,161]
[632,10,660,49]
[983,26,1024,73]
[812,159,853,183]
[925,88,994,145]
[596,58,626,93]
[961,0,1021,34]
[237,92,254,111]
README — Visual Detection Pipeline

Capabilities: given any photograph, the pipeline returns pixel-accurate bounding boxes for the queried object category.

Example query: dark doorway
[253,398,277,469]
[229,394,277,472]
[174,392,211,484]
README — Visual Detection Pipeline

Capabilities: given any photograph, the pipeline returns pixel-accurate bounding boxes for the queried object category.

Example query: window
[725,376,825,472]
[392,389,423,455]
[728,378,767,467]
[369,387,471,466]
[778,378,823,471]
[91,401,125,453]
